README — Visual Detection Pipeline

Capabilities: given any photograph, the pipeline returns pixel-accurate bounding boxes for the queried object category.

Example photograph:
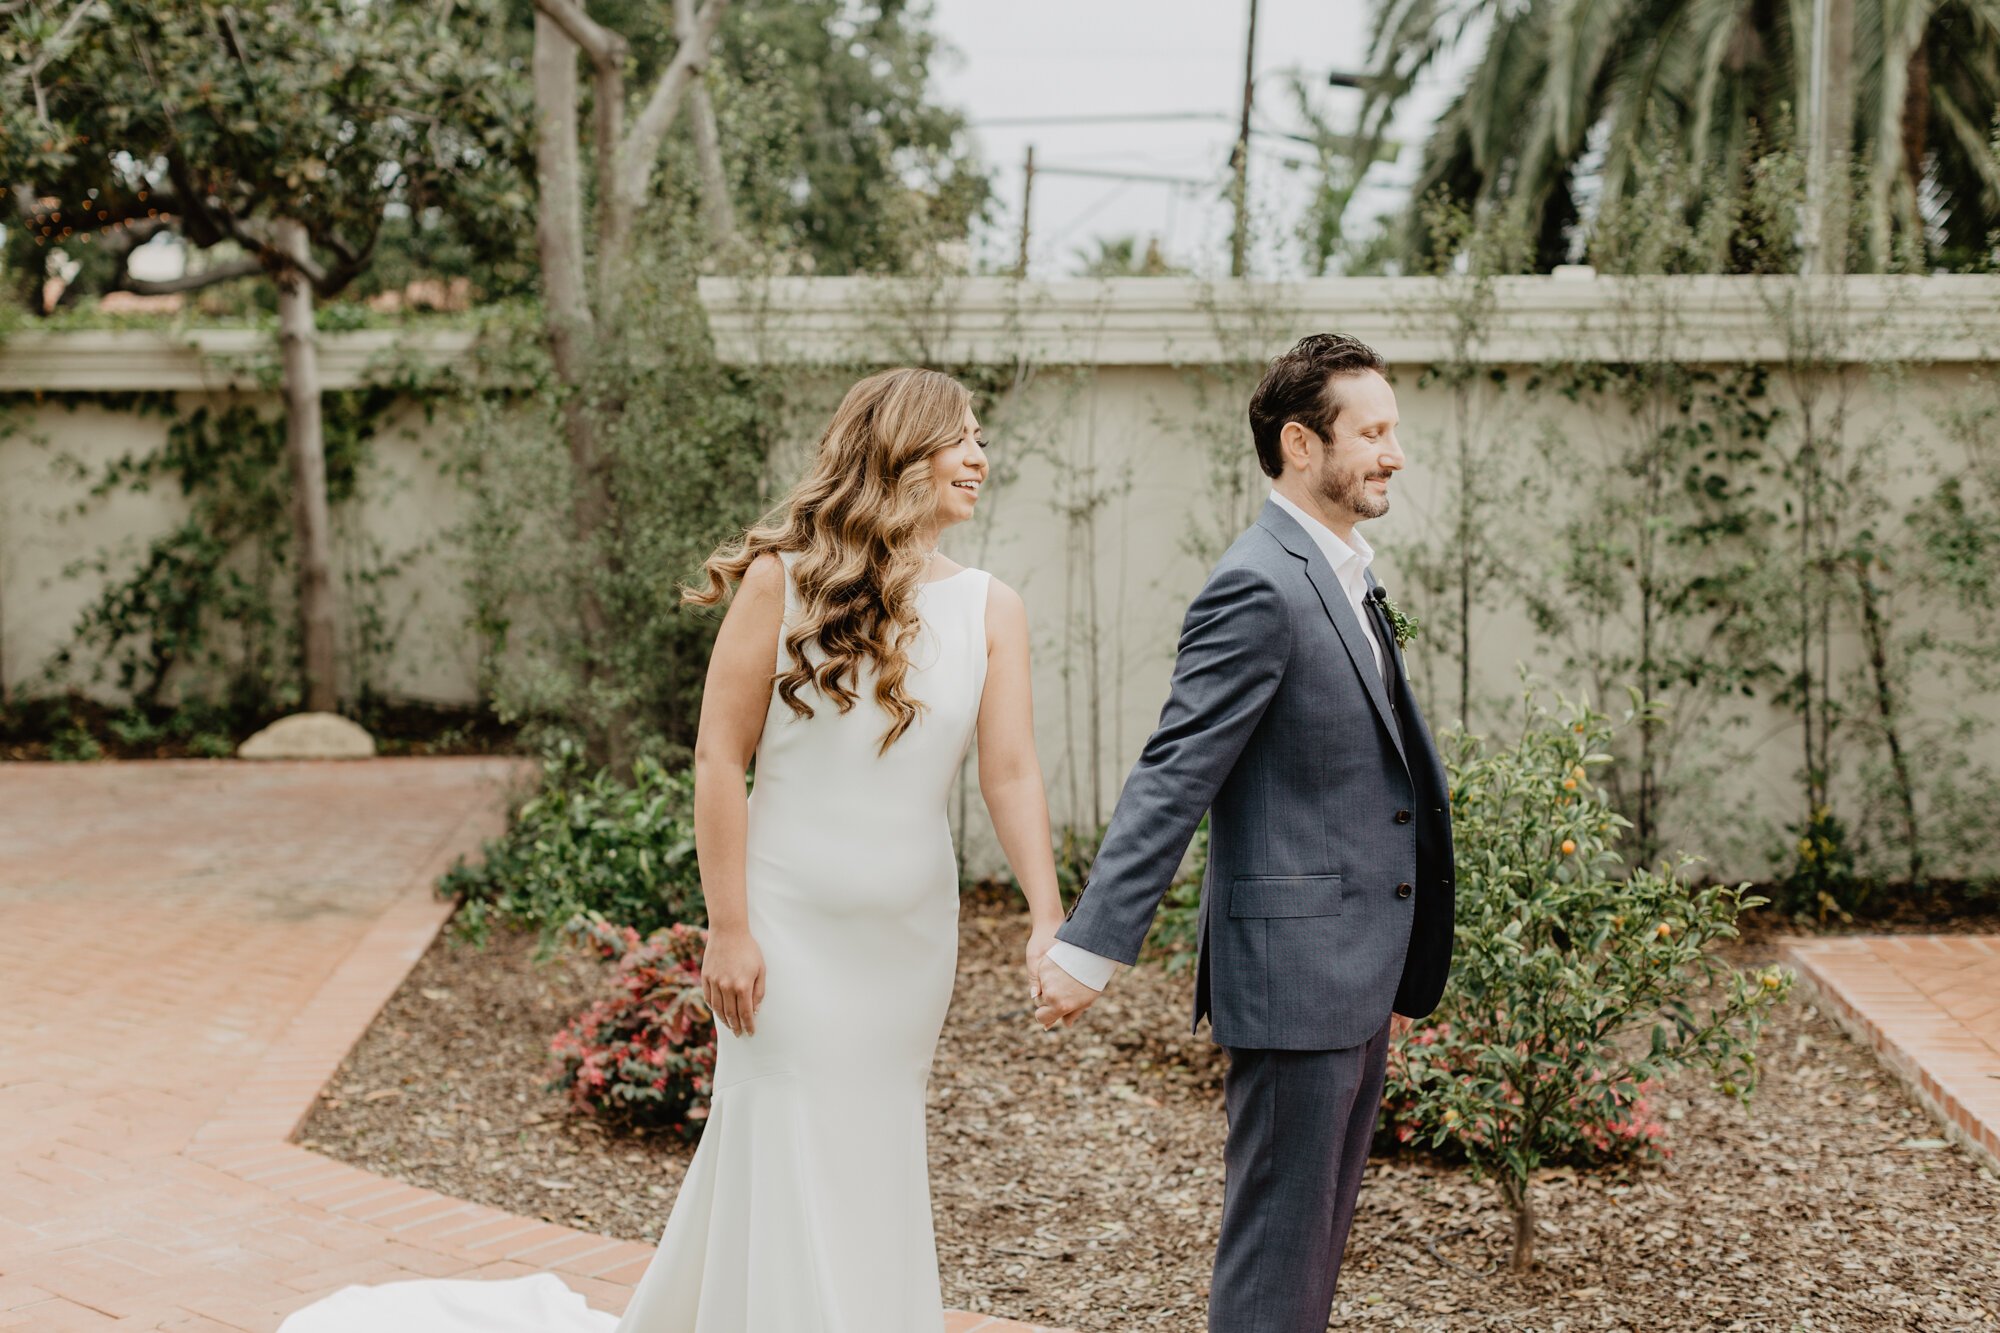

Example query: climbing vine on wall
[31,386,409,726]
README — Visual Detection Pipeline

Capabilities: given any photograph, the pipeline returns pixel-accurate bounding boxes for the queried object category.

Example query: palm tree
[1350,0,2000,271]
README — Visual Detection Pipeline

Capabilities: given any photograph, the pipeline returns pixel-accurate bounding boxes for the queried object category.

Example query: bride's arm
[975,582,1065,974]
[693,551,785,1038]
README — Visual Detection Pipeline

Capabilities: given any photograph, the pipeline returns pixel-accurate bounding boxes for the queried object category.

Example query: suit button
[1394,809,1412,824]
[1396,882,1413,899]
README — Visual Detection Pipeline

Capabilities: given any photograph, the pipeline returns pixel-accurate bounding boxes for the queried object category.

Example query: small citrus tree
[1385,691,1792,1271]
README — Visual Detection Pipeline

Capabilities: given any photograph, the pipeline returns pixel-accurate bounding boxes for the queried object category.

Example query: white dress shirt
[1040,488,1384,995]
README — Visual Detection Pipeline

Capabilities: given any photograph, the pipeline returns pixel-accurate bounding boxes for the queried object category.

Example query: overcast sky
[926,0,1475,278]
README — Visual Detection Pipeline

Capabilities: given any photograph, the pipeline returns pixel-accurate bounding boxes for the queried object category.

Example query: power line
[968,109,1322,147]
[970,110,1233,128]
[1035,164,1216,187]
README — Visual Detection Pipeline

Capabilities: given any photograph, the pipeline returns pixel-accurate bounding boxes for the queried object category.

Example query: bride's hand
[1025,918,1062,999]
[702,927,766,1038]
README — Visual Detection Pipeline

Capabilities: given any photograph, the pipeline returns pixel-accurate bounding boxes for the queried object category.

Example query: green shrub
[1774,802,1861,918]
[441,741,705,947]
[48,720,102,762]
[1385,693,1791,1272]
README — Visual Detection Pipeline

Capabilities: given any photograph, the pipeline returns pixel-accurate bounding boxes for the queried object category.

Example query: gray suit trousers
[1208,1022,1391,1333]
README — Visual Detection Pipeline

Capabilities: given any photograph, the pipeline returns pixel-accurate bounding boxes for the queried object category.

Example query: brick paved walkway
[1784,935,2000,1171]
[0,758,1062,1332]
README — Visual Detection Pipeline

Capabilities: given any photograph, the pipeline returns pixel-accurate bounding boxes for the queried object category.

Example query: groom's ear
[1277,420,1319,474]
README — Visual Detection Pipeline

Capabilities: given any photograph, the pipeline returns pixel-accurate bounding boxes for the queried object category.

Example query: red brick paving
[1783,934,2000,1171]
[0,758,1068,1332]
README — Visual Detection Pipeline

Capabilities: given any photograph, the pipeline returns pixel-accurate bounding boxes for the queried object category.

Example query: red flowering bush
[1383,693,1791,1271]
[547,913,716,1137]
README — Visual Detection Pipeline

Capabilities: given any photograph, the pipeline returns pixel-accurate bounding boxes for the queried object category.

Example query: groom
[1033,333,1455,1331]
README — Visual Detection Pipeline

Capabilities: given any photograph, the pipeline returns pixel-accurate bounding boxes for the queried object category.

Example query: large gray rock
[237,712,377,760]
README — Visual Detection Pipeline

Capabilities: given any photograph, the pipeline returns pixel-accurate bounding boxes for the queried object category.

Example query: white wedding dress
[280,555,991,1333]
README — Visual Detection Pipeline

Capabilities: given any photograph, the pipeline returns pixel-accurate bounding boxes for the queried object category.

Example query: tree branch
[618,0,729,199]
[308,212,384,300]
[208,209,333,288]
[161,162,221,245]
[125,257,263,295]
[7,0,105,92]
[322,226,360,267]
[530,0,625,70]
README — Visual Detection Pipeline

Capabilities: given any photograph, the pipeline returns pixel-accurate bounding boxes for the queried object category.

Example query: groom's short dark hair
[1248,333,1386,478]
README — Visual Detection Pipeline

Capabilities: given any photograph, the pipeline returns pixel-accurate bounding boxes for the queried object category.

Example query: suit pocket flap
[1227,875,1343,918]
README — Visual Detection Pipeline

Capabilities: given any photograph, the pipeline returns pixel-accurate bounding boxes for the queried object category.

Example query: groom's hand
[1031,957,1100,1030]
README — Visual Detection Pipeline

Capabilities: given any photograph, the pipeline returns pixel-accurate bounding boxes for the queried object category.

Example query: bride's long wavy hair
[684,367,975,754]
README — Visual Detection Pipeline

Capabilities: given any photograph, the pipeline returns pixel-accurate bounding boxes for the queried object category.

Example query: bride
[278,367,1069,1332]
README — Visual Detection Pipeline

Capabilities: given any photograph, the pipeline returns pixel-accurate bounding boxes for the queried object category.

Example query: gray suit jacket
[1056,499,1455,1050]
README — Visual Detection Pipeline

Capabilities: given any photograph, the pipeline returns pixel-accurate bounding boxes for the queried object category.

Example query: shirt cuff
[1042,940,1120,992]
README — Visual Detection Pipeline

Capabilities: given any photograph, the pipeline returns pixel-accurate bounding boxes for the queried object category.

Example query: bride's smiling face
[928,405,988,529]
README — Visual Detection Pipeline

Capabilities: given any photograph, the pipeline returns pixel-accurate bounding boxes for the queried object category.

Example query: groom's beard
[1317,456,1391,521]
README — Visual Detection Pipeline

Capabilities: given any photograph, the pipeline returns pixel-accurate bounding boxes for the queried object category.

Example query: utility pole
[1015,143,1036,279]
[1228,0,1260,278]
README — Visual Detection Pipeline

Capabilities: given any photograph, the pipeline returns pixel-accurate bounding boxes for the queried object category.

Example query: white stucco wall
[5,275,1998,878]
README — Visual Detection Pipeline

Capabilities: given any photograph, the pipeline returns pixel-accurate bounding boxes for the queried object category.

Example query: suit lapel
[1366,566,1449,785]
[1257,501,1408,769]
[1362,569,1407,697]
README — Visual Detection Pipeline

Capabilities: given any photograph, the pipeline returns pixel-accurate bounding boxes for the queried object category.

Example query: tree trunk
[533,10,631,775]
[1500,1175,1535,1271]
[528,0,728,776]
[533,13,596,386]
[272,218,339,714]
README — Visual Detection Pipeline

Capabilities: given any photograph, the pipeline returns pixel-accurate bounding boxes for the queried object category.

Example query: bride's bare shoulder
[982,575,1026,639]
[739,550,786,594]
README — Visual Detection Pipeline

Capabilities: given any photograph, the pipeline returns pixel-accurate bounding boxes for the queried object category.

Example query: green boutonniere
[1371,586,1420,647]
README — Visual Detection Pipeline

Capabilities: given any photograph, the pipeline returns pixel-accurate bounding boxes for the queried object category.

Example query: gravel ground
[301,895,2000,1331]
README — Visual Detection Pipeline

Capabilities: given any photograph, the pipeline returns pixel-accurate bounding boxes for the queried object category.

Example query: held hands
[1030,950,1101,1030]
[1024,916,1097,1031]
[701,927,765,1038]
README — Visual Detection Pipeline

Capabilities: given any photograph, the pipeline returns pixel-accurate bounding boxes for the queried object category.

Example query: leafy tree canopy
[490,0,991,277]
[0,0,532,312]
[1346,0,2000,272]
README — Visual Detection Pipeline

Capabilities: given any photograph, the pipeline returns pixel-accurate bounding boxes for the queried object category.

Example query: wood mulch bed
[300,892,2000,1331]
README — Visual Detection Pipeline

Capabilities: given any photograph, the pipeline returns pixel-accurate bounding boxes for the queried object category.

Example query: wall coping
[0,326,484,392]
[3,274,1998,391]
[698,274,2000,366]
